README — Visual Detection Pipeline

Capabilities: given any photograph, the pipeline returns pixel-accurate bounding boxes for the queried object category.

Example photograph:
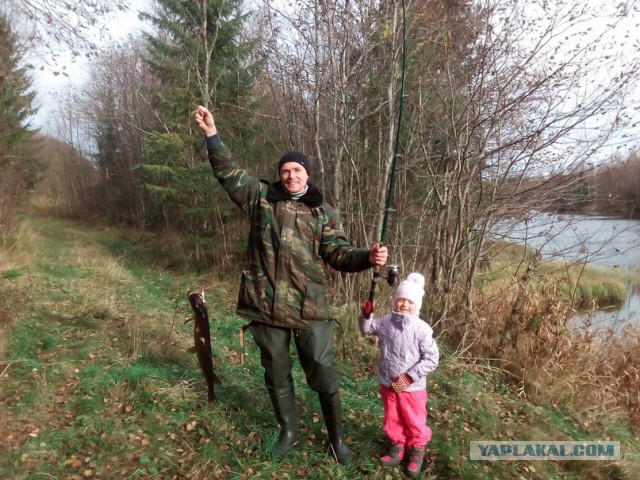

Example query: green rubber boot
[318,392,353,465]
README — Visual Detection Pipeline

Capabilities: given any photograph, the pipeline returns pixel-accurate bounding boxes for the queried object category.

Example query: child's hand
[391,373,413,393]
[361,300,375,316]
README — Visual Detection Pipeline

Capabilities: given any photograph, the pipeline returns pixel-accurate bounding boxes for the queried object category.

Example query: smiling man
[194,106,387,464]
[277,151,309,194]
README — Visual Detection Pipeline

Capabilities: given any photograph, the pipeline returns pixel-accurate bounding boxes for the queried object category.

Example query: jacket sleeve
[406,327,439,381]
[206,134,262,215]
[319,207,371,272]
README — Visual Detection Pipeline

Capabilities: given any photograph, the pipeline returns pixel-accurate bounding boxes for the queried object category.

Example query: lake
[492,212,640,325]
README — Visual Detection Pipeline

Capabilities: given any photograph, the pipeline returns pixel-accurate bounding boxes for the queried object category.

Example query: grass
[1,215,639,479]
[479,240,640,307]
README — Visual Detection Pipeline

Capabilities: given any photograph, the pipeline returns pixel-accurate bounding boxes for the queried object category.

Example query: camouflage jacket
[206,135,372,329]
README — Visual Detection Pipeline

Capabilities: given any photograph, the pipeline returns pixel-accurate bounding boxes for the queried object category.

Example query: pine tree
[0,13,39,195]
[137,0,259,234]
[0,14,38,157]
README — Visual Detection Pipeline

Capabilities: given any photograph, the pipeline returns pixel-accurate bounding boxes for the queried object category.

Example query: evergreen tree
[0,13,39,194]
[138,0,259,234]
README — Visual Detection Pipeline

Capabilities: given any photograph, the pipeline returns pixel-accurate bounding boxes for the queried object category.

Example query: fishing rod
[366,0,407,317]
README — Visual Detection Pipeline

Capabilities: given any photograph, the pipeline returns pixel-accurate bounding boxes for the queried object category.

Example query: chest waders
[250,319,352,463]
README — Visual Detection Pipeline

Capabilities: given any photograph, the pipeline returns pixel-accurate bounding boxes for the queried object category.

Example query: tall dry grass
[0,217,40,370]
[460,280,640,428]
[28,137,102,220]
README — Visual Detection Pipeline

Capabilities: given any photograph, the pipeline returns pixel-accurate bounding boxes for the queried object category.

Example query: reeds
[464,278,640,428]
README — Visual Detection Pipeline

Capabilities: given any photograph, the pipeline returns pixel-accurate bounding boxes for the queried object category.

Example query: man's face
[279,162,309,194]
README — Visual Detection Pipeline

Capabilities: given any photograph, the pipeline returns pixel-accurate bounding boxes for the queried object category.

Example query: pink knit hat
[394,273,426,310]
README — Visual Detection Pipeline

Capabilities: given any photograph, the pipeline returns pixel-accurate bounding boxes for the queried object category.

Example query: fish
[187,290,221,404]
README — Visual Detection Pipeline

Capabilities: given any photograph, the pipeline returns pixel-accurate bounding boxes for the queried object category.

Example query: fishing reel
[380,264,399,287]
[365,264,399,317]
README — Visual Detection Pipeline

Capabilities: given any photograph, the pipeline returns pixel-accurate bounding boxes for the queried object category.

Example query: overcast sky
[28,0,151,133]
[27,0,639,159]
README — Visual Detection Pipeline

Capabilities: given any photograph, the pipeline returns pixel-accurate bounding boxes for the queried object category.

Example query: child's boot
[405,446,425,478]
[380,442,404,466]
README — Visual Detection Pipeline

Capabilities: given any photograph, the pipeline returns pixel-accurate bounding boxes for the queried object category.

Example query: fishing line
[366,0,407,311]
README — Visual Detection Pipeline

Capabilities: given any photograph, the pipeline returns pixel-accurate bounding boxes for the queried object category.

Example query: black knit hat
[278,151,311,175]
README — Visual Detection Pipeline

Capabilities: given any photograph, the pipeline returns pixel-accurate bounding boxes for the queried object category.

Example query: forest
[2,0,640,478]
[5,0,640,317]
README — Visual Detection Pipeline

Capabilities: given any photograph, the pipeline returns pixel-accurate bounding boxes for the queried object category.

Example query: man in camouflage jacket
[195,106,388,464]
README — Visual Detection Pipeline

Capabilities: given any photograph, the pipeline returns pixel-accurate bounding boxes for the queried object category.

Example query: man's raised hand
[194,106,217,137]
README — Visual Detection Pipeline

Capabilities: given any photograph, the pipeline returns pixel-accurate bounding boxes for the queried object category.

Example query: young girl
[360,273,439,478]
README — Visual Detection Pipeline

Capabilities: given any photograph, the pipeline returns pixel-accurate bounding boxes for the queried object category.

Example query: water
[492,212,640,325]
[574,285,640,330]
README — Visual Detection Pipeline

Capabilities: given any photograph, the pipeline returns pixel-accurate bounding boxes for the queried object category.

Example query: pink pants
[380,385,432,448]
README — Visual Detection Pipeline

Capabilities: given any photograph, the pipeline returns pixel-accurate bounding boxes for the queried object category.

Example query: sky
[25,0,640,159]
[27,0,151,133]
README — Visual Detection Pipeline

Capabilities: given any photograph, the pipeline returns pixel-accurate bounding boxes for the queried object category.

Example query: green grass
[1,268,24,279]
[1,215,638,479]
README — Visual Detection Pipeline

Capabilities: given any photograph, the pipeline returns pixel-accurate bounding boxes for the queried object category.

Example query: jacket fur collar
[267,181,324,208]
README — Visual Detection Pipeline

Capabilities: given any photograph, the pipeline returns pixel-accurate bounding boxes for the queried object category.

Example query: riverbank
[489,211,640,326]
[450,234,640,446]
[1,215,637,479]
[480,239,640,305]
